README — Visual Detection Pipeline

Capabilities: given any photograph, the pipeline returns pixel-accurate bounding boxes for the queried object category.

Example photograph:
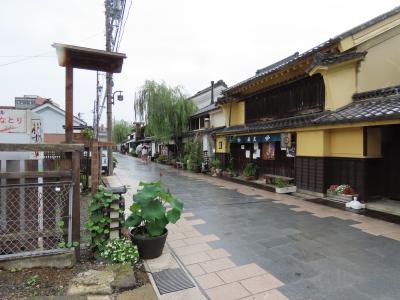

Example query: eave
[52,43,126,73]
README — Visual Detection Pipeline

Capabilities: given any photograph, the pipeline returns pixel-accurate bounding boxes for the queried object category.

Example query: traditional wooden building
[188,80,227,162]
[216,6,400,202]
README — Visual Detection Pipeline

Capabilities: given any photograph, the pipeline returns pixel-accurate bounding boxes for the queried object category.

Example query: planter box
[275,185,297,194]
[222,171,233,177]
[327,191,357,203]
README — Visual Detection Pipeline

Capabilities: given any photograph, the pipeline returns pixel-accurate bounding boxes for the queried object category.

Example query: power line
[0,51,54,67]
[0,55,54,58]
[0,31,103,68]
[115,0,132,51]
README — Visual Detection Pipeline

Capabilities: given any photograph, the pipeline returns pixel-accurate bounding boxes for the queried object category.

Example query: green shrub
[184,139,203,171]
[243,163,256,177]
[86,186,119,254]
[227,157,234,172]
[82,128,94,140]
[156,154,168,163]
[210,159,221,169]
[275,178,287,188]
[101,237,139,264]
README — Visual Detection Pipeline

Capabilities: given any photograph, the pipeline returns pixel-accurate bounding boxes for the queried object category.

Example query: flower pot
[222,171,233,177]
[131,229,168,259]
[244,176,256,181]
[327,191,357,203]
[275,186,297,194]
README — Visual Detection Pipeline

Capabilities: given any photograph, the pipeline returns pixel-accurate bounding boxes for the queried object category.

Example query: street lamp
[112,90,123,104]
[106,90,123,176]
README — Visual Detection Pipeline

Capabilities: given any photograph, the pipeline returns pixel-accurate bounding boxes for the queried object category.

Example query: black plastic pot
[131,229,168,259]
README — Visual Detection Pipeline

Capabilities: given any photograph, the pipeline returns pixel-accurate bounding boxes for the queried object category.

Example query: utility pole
[105,0,113,175]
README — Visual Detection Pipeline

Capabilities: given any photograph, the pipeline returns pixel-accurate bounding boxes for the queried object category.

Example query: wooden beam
[0,143,84,152]
[66,65,73,143]
[0,170,72,179]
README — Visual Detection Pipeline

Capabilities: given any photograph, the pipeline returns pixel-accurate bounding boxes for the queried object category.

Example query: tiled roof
[255,52,299,75]
[312,51,366,67]
[223,39,336,95]
[187,80,228,100]
[191,103,218,117]
[220,112,325,135]
[313,87,400,125]
[223,6,400,96]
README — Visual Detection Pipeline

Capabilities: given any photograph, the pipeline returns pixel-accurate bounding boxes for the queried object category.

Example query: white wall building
[31,102,86,142]
[188,80,227,110]
[188,80,228,159]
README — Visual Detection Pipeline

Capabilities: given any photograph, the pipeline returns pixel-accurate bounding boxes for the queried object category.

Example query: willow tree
[134,80,196,154]
[112,120,131,144]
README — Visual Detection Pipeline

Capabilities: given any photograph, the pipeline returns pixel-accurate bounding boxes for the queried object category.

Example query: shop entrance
[381,124,400,200]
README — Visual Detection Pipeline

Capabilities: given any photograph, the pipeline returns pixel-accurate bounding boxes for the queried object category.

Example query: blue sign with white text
[229,134,281,143]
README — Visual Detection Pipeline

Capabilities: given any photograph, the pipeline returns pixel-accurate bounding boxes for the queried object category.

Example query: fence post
[91,141,99,195]
[71,151,81,260]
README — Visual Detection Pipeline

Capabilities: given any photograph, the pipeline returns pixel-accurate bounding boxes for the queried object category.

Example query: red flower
[328,185,338,191]
[343,187,354,195]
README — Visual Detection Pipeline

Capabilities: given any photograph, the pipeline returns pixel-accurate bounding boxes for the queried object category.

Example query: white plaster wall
[210,110,225,128]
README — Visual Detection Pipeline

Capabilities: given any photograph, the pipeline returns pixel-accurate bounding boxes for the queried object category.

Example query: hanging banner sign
[280,133,291,149]
[230,134,280,144]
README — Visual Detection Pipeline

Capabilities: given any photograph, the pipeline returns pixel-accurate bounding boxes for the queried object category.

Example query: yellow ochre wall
[216,136,229,153]
[329,127,363,157]
[296,127,381,158]
[222,102,245,127]
[297,130,329,157]
[311,62,358,111]
[357,26,400,92]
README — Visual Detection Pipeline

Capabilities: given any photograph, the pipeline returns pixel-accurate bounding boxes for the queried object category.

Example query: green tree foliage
[112,120,131,144]
[184,138,203,171]
[134,80,197,143]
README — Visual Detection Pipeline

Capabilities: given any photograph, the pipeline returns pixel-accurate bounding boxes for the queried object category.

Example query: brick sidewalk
[110,154,400,300]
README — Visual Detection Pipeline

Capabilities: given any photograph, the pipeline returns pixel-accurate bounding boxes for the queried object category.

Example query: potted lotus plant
[124,181,183,259]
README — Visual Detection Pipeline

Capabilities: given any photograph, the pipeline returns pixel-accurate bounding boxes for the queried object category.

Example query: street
[115,153,400,300]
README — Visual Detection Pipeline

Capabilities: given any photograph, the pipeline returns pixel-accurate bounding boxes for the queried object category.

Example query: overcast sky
[1,0,399,126]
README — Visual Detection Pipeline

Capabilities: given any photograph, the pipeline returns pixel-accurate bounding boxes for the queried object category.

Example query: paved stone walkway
[114,153,400,300]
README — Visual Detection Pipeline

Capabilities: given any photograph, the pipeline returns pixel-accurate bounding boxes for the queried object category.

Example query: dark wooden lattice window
[245,74,325,123]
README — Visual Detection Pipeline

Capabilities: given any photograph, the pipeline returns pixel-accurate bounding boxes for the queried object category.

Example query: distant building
[31,102,86,143]
[14,95,52,109]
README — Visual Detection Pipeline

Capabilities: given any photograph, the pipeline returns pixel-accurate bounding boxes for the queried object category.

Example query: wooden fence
[0,143,83,258]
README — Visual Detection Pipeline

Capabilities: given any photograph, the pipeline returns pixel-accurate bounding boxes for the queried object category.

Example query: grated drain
[152,268,195,294]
